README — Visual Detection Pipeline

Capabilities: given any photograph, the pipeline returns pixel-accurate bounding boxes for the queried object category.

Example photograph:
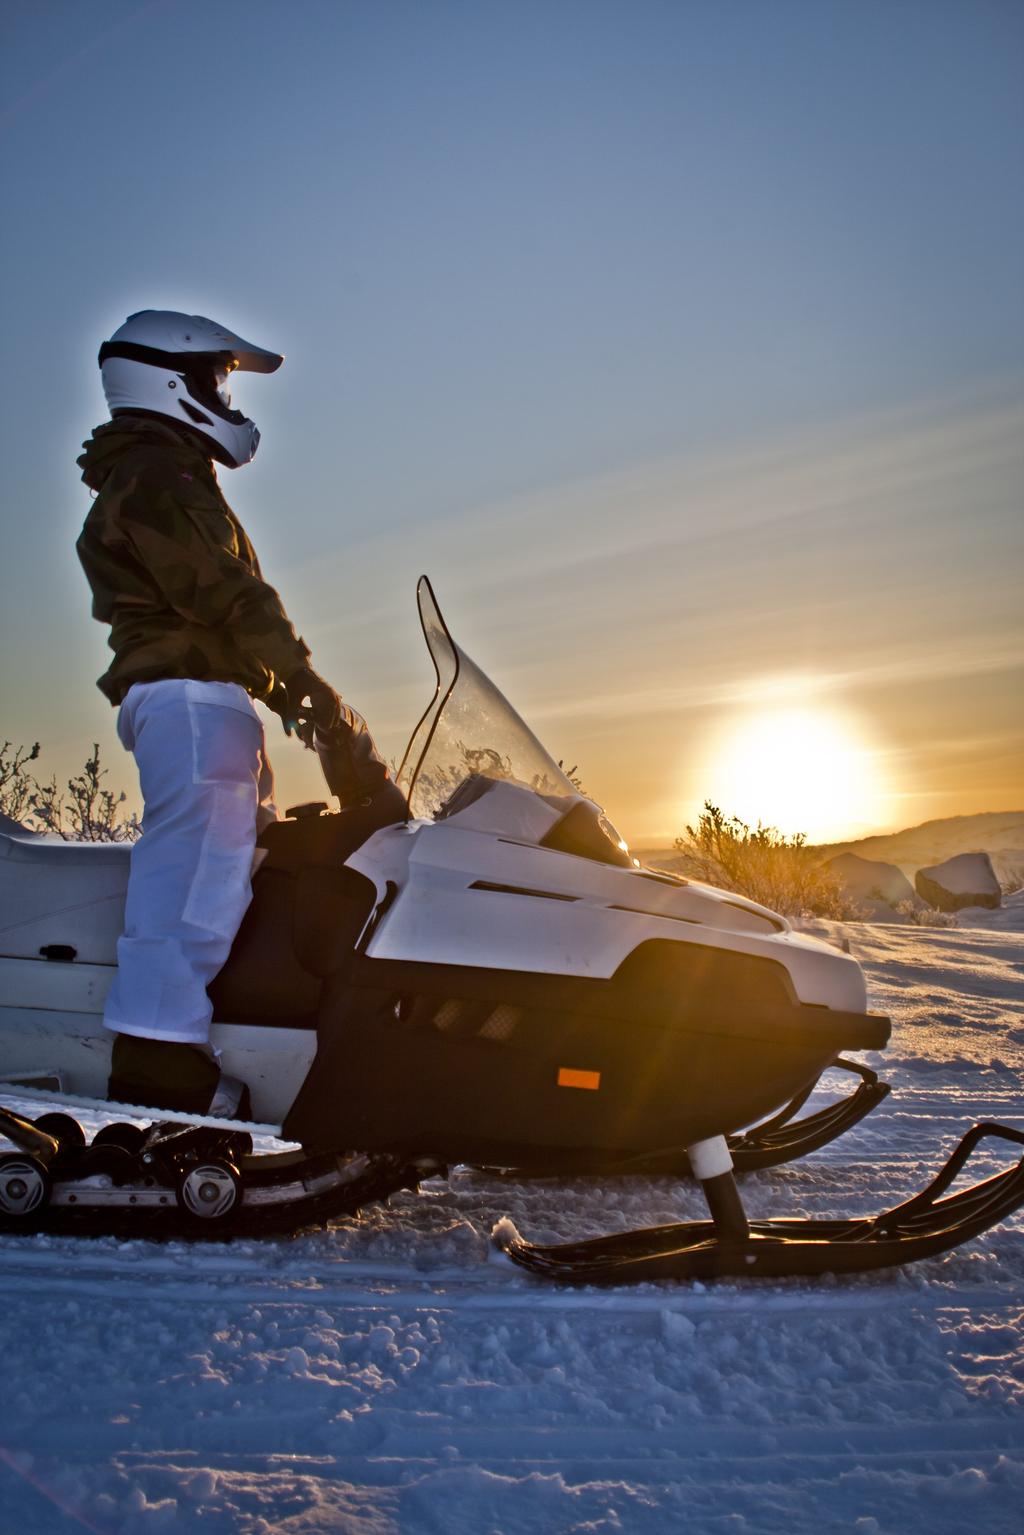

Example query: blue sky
[1,0,1021,840]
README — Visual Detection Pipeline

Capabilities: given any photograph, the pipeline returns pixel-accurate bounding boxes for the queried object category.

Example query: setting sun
[702,702,889,845]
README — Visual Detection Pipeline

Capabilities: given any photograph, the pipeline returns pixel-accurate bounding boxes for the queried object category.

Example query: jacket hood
[78,415,212,491]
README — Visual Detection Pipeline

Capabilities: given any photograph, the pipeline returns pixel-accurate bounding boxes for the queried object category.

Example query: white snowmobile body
[0,577,884,1164]
[10,577,1018,1281]
[0,788,870,1117]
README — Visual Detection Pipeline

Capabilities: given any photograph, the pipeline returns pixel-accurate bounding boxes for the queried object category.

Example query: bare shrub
[1,742,139,842]
[0,740,41,823]
[894,899,958,928]
[675,801,860,918]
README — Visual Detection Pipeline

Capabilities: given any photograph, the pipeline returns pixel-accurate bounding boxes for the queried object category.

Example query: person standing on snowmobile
[76,310,347,1118]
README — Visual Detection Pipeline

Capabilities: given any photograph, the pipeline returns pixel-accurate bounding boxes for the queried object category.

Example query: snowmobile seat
[0,787,404,973]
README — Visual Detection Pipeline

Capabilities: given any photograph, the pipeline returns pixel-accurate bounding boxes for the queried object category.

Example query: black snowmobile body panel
[284,940,890,1165]
[204,794,893,1178]
[208,786,405,1028]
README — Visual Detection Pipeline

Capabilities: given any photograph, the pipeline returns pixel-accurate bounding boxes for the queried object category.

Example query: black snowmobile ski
[496,1122,1024,1281]
[727,1057,890,1173]
[0,1105,425,1240]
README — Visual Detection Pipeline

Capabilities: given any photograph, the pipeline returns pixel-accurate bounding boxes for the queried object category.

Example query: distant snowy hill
[815,811,1024,886]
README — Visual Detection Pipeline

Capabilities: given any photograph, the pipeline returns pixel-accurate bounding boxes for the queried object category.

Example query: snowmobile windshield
[396,576,579,822]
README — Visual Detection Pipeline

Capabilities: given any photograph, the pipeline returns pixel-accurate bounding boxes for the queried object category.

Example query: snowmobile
[1,578,1022,1279]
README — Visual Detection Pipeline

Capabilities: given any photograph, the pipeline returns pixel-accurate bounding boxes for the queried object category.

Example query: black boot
[108,1035,252,1120]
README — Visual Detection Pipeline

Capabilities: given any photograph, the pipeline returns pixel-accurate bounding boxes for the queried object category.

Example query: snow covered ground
[2,906,1022,1534]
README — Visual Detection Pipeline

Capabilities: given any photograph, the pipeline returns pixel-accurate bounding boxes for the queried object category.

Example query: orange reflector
[557,1067,601,1091]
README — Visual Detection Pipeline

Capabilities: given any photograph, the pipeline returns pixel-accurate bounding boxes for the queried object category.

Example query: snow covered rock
[915,852,1001,912]
[825,852,919,920]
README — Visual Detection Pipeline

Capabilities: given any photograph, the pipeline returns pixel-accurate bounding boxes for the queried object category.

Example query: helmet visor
[214,364,236,411]
[186,358,247,424]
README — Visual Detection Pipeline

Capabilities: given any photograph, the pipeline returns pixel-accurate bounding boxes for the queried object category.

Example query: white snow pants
[103,679,278,1044]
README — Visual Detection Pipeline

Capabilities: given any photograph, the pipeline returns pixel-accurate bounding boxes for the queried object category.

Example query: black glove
[284,666,343,742]
[314,711,391,806]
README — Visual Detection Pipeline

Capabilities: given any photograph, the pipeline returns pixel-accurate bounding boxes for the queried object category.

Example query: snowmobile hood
[77,416,211,491]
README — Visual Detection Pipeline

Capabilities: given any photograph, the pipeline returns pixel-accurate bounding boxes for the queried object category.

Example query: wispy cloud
[297,381,1024,612]
[526,638,1024,725]
[288,383,1024,837]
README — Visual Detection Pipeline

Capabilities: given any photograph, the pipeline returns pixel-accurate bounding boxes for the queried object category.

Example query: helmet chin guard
[98,310,284,468]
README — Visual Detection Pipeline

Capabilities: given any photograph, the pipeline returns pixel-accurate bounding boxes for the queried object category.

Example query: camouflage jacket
[76,416,310,706]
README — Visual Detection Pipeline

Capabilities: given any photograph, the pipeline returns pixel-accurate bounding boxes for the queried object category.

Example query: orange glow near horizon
[699,698,891,846]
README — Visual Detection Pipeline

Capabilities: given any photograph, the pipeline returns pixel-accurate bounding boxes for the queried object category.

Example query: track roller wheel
[91,1123,148,1154]
[33,1113,87,1150]
[176,1160,241,1223]
[0,1153,52,1219]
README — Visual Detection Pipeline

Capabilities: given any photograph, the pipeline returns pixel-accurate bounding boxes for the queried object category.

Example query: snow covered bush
[675,802,860,918]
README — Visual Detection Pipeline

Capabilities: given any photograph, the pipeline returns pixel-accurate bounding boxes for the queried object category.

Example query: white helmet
[98,310,284,467]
